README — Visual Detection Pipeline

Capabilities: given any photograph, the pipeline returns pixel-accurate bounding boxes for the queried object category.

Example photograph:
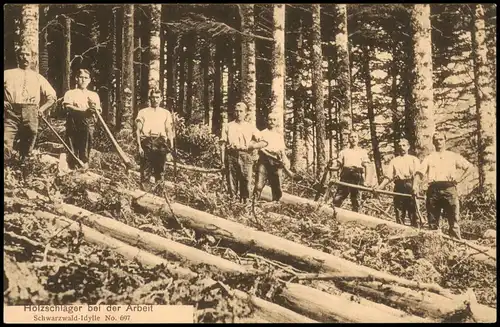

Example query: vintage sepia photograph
[3,3,497,323]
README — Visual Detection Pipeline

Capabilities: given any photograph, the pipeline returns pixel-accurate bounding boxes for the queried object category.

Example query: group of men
[5,46,473,240]
[4,46,175,185]
[220,102,289,204]
[333,131,472,240]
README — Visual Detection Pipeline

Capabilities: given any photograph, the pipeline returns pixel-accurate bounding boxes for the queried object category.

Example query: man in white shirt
[135,89,174,185]
[331,131,371,212]
[63,69,102,169]
[375,139,421,226]
[252,111,290,203]
[220,102,259,203]
[4,46,57,159]
[413,132,473,239]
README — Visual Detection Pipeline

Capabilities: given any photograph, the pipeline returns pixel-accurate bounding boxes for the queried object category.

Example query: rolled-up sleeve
[455,154,472,170]
[63,90,74,107]
[39,75,56,101]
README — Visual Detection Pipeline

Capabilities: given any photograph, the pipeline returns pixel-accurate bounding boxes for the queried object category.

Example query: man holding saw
[135,89,175,186]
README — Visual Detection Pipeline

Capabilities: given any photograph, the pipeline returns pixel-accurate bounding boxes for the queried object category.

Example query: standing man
[135,89,174,185]
[219,102,259,203]
[4,46,57,159]
[413,132,473,239]
[252,111,290,203]
[331,131,371,212]
[375,139,421,226]
[63,69,102,169]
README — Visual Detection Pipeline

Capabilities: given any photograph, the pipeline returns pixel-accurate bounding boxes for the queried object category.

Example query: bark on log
[259,186,496,267]
[34,210,316,324]
[28,200,428,322]
[49,174,492,322]
[35,156,497,321]
[39,154,495,268]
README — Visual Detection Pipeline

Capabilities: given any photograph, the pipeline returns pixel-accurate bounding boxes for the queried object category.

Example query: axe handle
[94,111,132,167]
[40,115,85,168]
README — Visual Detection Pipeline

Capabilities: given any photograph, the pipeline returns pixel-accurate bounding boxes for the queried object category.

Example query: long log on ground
[34,210,316,323]
[27,200,429,323]
[36,156,497,320]
[258,187,496,267]
[48,170,495,322]
[39,154,495,268]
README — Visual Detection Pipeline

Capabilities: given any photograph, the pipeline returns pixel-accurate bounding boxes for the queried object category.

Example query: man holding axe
[135,89,175,186]
[219,102,260,203]
[374,139,421,226]
[252,111,290,203]
[331,131,371,212]
[62,69,101,169]
[4,45,57,160]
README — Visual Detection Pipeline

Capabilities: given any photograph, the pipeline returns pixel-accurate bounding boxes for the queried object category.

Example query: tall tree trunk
[362,45,383,183]
[212,39,223,136]
[271,4,286,135]
[38,5,49,78]
[89,10,99,88]
[240,4,257,127]
[311,4,326,179]
[185,35,196,124]
[110,7,121,128]
[335,4,352,144]
[227,41,237,121]
[410,4,435,159]
[20,5,39,72]
[97,6,111,122]
[391,42,401,153]
[177,36,186,117]
[62,16,71,94]
[159,6,166,106]
[149,4,161,94]
[166,32,177,110]
[120,4,134,132]
[203,42,214,127]
[471,4,496,194]
[290,15,307,173]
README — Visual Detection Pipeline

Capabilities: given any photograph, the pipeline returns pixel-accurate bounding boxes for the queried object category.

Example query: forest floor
[4,118,497,322]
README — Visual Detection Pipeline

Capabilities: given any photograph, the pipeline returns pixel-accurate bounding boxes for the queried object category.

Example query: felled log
[259,186,496,268]
[110,188,495,322]
[36,157,496,321]
[35,210,316,324]
[30,204,429,323]
[39,154,496,268]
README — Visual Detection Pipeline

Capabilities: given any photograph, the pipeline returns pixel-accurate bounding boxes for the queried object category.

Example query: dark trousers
[394,179,417,226]
[253,152,283,202]
[66,110,95,169]
[4,103,39,158]
[140,136,170,182]
[225,149,254,202]
[333,167,364,212]
[426,182,461,239]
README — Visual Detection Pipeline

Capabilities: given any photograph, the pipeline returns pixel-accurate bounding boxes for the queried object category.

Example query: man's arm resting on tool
[39,96,56,115]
